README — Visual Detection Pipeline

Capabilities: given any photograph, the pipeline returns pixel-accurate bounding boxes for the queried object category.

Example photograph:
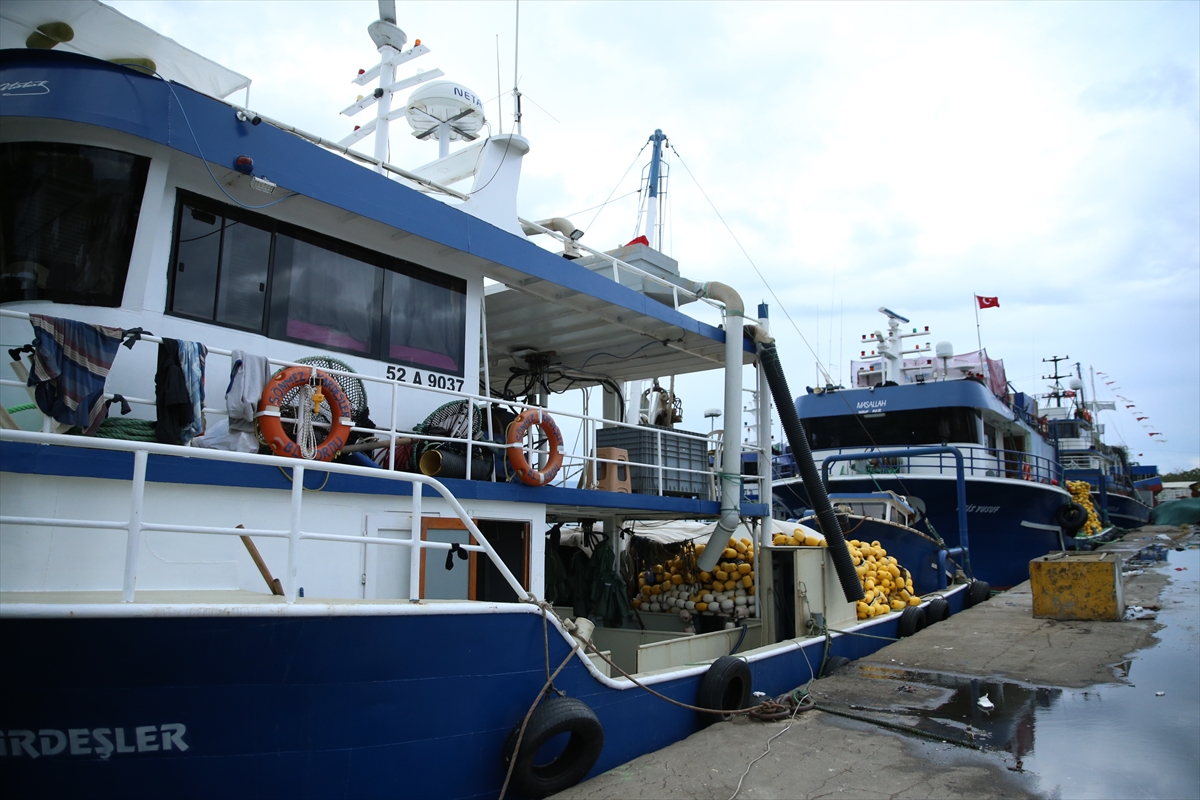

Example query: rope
[5,403,35,414]
[275,466,331,492]
[729,690,814,800]
[497,646,578,800]
[809,703,990,751]
[92,417,157,442]
[297,382,317,460]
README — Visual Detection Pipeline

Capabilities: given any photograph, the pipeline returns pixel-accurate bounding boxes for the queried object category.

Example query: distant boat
[773,307,1073,589]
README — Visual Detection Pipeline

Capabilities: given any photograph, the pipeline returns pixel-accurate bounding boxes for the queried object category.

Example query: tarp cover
[1151,498,1200,525]
[0,0,251,99]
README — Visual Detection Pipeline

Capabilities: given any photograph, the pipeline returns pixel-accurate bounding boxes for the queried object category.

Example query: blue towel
[27,314,124,434]
[178,340,208,444]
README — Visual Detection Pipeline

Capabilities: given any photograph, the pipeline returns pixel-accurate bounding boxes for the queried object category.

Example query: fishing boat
[1042,367,1155,530]
[0,3,974,797]
[772,307,1075,589]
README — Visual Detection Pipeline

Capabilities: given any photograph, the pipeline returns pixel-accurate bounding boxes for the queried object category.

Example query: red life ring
[506,408,564,486]
[1022,463,1033,481]
[256,366,353,461]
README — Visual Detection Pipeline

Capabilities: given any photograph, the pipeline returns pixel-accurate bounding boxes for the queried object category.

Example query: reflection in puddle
[854,542,1199,799]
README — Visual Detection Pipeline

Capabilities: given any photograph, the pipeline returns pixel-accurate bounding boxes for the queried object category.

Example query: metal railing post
[285,465,304,602]
[121,449,148,602]
[409,481,423,602]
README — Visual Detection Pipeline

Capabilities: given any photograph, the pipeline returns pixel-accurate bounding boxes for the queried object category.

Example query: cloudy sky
[107,0,1200,472]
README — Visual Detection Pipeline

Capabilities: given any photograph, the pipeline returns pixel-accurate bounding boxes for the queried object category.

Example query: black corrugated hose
[757,340,865,603]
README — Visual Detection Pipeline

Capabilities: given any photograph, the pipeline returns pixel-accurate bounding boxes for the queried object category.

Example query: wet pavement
[553,526,1199,800]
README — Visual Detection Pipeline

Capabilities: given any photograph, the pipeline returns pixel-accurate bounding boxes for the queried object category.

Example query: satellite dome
[934,341,954,358]
[405,80,485,141]
[1069,378,1083,390]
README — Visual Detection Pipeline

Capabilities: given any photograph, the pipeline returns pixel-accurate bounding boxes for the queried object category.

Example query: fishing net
[408,399,484,469]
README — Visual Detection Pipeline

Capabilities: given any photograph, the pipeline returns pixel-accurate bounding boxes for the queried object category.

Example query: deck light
[234,155,254,174]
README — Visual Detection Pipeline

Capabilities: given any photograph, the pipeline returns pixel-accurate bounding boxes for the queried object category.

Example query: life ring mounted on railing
[1022,463,1033,481]
[506,408,564,487]
[257,366,353,462]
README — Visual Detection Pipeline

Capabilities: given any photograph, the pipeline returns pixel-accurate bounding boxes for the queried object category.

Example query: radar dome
[1069,378,1083,390]
[405,80,485,141]
[934,341,954,358]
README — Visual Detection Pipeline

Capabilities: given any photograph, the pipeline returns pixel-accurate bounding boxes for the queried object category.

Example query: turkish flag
[976,295,999,309]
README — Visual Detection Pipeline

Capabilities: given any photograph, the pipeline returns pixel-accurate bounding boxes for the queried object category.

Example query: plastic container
[595,424,708,498]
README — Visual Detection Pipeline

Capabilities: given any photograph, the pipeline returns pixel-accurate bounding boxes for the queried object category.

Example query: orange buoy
[257,367,352,461]
[506,408,564,486]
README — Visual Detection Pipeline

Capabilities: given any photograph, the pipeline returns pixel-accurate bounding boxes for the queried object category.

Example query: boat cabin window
[805,407,979,449]
[1,142,150,307]
[168,193,466,375]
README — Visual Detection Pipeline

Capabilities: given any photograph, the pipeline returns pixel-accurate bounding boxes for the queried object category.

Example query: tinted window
[805,407,979,449]
[385,269,466,372]
[168,193,467,374]
[171,205,271,330]
[0,142,149,307]
[270,233,381,354]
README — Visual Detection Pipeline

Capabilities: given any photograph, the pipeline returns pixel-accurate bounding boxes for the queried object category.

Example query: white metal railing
[0,429,530,605]
[1,308,763,500]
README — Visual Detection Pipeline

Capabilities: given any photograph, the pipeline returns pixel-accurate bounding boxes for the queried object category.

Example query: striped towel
[27,314,124,434]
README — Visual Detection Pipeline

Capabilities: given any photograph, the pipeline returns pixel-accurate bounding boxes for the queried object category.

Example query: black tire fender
[926,597,950,624]
[503,696,604,799]
[696,655,752,724]
[964,580,991,608]
[897,605,927,638]
[1056,502,1088,533]
[820,654,852,678]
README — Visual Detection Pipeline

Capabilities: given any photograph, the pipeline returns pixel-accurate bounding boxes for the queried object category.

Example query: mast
[642,129,668,249]
[1041,355,1070,408]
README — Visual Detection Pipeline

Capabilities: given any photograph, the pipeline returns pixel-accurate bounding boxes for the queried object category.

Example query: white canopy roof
[0,0,251,99]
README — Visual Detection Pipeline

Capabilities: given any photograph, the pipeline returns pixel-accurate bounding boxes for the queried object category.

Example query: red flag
[976,295,999,309]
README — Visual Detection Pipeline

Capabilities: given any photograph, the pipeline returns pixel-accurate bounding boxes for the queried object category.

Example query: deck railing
[776,443,1064,486]
[0,429,529,605]
[0,309,759,502]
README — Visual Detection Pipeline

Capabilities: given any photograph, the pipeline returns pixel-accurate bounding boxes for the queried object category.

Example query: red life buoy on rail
[506,408,564,486]
[1022,463,1032,481]
[256,366,353,461]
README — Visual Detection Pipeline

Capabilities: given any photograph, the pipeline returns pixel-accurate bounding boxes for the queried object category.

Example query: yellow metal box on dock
[1029,551,1124,621]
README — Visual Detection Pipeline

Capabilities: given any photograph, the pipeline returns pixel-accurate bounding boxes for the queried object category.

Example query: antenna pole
[642,129,667,248]
[1042,355,1070,408]
[512,0,522,136]
[495,35,503,135]
[973,294,982,352]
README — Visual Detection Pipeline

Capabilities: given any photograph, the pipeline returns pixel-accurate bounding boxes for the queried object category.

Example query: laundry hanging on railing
[23,314,124,435]
[225,350,269,433]
[155,338,207,445]
[179,340,207,443]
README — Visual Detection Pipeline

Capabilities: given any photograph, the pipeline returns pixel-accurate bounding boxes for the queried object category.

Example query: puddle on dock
[859,540,1199,799]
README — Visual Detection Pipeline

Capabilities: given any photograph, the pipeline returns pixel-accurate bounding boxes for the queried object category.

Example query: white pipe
[754,310,772,623]
[520,217,582,239]
[697,281,745,572]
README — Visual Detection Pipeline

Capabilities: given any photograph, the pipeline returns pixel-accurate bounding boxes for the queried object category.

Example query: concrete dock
[552,525,1198,800]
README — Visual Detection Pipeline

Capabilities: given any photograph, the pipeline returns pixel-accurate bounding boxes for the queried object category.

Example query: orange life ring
[506,408,564,486]
[1022,463,1033,481]
[256,366,353,461]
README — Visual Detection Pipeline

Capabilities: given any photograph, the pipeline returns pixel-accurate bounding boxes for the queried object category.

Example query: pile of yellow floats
[849,539,922,621]
[1066,480,1104,535]
[632,537,756,615]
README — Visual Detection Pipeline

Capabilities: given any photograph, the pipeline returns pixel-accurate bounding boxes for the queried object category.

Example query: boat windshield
[805,407,979,449]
